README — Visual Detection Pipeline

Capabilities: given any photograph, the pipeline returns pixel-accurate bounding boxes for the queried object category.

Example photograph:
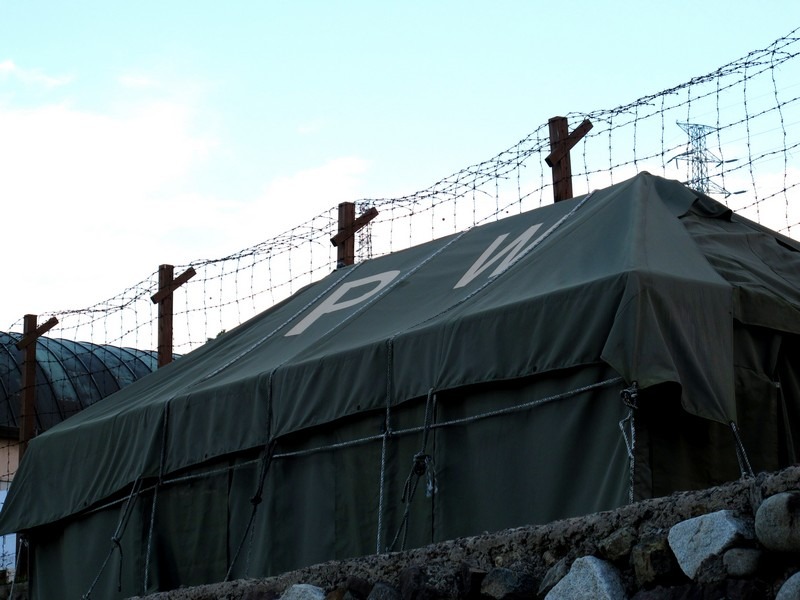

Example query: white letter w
[453,223,543,289]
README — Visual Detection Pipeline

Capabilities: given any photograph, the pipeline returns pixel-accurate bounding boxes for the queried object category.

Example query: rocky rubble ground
[130,466,800,600]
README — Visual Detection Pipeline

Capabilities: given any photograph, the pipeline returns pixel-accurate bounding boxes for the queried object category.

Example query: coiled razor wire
[4,27,799,374]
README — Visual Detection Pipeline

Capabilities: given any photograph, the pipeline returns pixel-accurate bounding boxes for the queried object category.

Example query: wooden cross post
[15,314,58,460]
[13,314,57,582]
[331,203,379,268]
[151,265,196,367]
[545,117,593,202]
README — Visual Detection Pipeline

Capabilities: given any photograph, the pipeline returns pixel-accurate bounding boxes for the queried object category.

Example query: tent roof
[2,172,800,534]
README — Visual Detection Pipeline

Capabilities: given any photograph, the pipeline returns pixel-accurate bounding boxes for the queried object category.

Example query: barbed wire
[2,26,800,573]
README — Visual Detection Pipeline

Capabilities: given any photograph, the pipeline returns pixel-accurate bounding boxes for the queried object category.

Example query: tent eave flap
[0,403,166,535]
[601,269,736,424]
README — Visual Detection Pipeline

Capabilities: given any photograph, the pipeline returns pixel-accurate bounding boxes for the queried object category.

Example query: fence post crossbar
[546,117,593,202]
[15,314,58,458]
[151,265,196,367]
[331,203,379,267]
[13,313,57,581]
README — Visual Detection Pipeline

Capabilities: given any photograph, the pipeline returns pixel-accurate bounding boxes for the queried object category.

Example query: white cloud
[0,59,72,88]
[0,99,219,322]
[0,91,375,328]
[1,101,215,206]
[261,157,369,207]
[228,157,372,249]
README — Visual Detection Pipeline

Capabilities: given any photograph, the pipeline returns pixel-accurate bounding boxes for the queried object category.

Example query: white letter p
[285,270,401,336]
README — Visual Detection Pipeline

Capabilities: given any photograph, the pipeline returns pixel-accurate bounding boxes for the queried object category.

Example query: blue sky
[2,1,800,326]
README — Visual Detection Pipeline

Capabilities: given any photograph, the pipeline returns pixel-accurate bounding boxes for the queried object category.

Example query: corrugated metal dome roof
[0,332,161,436]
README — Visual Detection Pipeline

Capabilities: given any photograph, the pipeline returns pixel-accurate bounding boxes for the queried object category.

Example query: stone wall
[122,466,799,599]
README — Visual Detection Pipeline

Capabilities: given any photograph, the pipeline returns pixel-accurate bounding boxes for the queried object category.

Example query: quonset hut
[1,173,799,599]
[0,333,161,438]
[0,334,161,570]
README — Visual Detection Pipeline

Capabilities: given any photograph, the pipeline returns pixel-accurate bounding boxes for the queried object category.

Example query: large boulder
[777,571,800,600]
[755,492,800,552]
[282,585,327,600]
[722,548,761,578]
[544,556,626,600]
[667,510,753,581]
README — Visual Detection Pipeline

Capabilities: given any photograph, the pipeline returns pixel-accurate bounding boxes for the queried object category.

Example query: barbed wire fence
[1,26,799,577]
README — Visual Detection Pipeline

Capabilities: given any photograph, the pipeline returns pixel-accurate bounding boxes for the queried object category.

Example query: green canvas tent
[2,173,799,598]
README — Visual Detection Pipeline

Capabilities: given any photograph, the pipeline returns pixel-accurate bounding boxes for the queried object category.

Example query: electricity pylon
[671,122,739,197]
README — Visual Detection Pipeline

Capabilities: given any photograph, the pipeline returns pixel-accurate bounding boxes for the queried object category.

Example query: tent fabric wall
[29,491,148,598]
[27,364,632,599]
[2,173,800,598]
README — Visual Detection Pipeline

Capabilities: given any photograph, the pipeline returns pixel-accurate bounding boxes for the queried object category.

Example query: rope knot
[412,452,429,476]
[411,453,438,498]
[380,422,394,439]
[620,381,639,409]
